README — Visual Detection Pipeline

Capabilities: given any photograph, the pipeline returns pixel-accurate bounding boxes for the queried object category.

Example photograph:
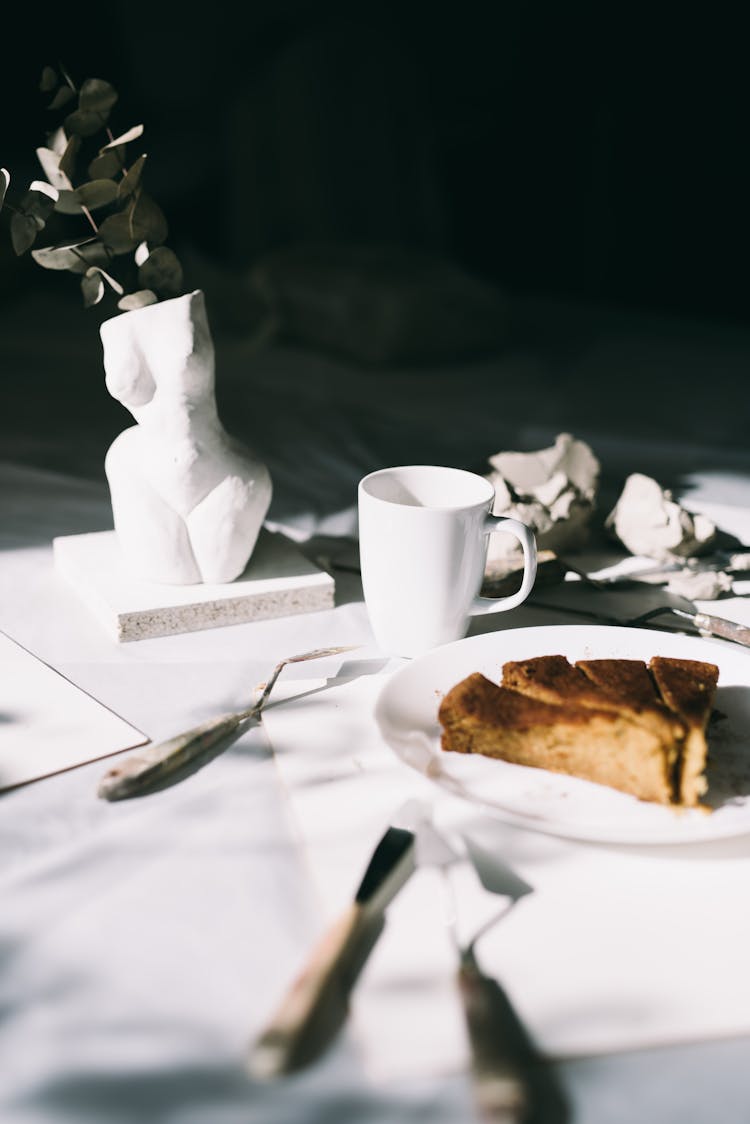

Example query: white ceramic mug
[358,465,537,657]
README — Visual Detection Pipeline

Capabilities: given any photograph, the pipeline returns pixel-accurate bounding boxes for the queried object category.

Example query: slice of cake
[649,656,719,806]
[439,655,720,808]
[438,671,675,804]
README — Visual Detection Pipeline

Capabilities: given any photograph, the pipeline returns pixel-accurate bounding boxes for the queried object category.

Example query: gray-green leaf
[64,109,108,138]
[79,78,118,115]
[88,147,125,179]
[99,194,168,254]
[81,270,105,308]
[117,154,147,200]
[48,86,75,112]
[131,193,168,245]
[20,186,57,224]
[137,245,183,297]
[35,146,72,190]
[58,134,81,181]
[10,213,38,255]
[98,212,139,254]
[118,289,158,311]
[40,66,58,93]
[75,179,119,210]
[83,263,124,295]
[48,127,68,157]
[31,238,96,271]
[54,189,84,215]
[101,124,143,150]
[73,240,112,272]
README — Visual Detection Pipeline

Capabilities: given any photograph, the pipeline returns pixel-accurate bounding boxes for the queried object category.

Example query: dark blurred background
[0,1,748,501]
[1,1,745,322]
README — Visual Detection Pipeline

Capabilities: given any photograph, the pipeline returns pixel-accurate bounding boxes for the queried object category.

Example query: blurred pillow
[245,242,509,365]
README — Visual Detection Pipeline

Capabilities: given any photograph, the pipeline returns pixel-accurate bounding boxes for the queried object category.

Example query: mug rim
[359,464,494,511]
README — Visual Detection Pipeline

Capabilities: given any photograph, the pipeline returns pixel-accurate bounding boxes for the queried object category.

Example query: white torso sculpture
[101,289,272,585]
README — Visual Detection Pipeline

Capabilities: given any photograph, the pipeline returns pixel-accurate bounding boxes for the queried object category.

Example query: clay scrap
[484,433,600,575]
[606,473,716,562]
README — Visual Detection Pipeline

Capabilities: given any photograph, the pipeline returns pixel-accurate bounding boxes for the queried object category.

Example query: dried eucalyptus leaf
[35,146,73,190]
[10,213,38,255]
[100,269,124,295]
[59,134,81,181]
[54,189,85,215]
[117,153,147,200]
[101,124,143,150]
[88,147,124,179]
[31,238,95,271]
[138,245,183,296]
[81,269,105,307]
[75,179,119,210]
[131,193,168,245]
[99,212,138,254]
[48,127,68,156]
[79,78,118,115]
[32,244,81,270]
[22,186,57,232]
[117,289,158,311]
[40,65,58,92]
[100,194,168,254]
[28,180,59,203]
[48,85,75,111]
[0,169,10,210]
[73,240,111,271]
[84,264,124,295]
[64,108,108,138]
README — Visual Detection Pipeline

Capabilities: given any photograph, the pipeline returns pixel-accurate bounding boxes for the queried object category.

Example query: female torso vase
[100,289,272,585]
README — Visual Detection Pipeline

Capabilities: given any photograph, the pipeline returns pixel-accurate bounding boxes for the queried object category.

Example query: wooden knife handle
[98,710,247,800]
[247,903,385,1079]
[458,951,569,1124]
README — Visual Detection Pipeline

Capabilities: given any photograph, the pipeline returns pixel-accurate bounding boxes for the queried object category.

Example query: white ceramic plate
[374,624,750,844]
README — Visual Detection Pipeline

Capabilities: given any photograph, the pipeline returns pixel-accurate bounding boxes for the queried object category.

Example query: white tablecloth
[3,457,750,1124]
[3,291,750,1123]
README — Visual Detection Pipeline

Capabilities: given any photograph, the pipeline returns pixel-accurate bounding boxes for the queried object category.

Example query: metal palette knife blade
[416,824,569,1124]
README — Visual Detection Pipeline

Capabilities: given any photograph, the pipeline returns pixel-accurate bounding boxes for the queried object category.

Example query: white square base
[53,529,335,642]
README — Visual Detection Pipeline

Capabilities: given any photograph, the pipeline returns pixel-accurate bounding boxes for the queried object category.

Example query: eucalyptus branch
[1,64,184,312]
[80,203,99,235]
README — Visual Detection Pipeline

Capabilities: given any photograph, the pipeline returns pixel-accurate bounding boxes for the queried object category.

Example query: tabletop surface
[2,286,750,1123]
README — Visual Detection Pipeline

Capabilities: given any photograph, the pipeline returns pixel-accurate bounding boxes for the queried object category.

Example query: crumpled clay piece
[605,473,716,562]
[665,569,734,601]
[485,433,600,575]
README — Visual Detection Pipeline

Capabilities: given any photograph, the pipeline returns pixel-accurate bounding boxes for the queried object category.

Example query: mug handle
[470,516,537,616]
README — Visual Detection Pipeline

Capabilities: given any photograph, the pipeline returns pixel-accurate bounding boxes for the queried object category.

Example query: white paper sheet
[0,629,148,790]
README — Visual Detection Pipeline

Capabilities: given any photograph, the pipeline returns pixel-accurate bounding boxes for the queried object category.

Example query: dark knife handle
[458,949,569,1124]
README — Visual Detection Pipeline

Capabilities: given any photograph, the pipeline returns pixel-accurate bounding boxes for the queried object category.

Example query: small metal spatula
[532,578,750,648]
[417,822,569,1124]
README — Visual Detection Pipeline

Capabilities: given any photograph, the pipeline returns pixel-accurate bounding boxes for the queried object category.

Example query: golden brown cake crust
[648,656,719,806]
[439,671,614,731]
[439,654,720,808]
[649,656,719,727]
[502,655,610,708]
[576,658,664,711]
[503,654,683,747]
